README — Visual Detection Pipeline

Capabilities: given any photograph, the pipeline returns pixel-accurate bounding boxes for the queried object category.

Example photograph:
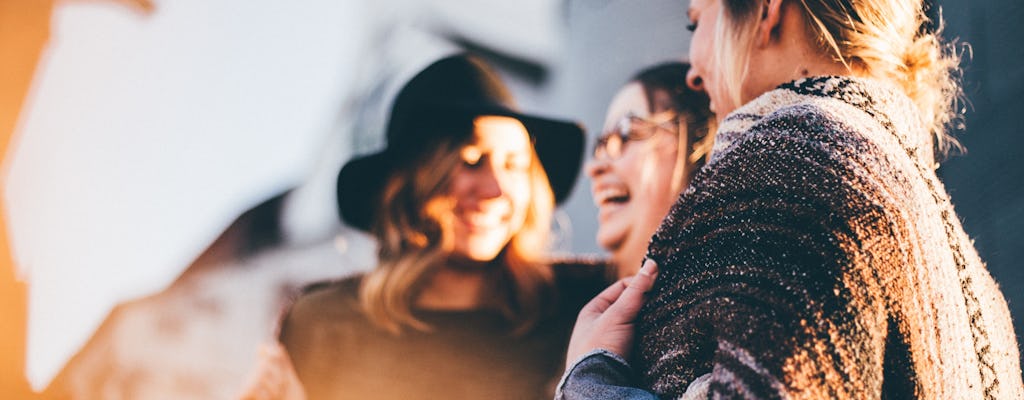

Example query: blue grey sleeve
[554,349,659,400]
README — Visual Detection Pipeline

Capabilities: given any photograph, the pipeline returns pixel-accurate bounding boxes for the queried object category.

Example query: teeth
[593,187,630,205]
[463,211,505,227]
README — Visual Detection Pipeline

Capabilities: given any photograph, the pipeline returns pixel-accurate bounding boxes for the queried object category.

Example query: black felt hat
[336,54,585,231]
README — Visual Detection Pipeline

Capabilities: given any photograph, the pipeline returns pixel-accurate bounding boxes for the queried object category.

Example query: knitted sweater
[638,76,1024,399]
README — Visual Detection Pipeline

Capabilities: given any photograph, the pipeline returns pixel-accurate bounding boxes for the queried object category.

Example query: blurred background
[0,0,1020,398]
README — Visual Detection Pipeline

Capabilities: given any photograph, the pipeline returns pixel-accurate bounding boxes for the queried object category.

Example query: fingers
[633,259,658,290]
[565,260,660,362]
[605,259,658,320]
[581,276,631,315]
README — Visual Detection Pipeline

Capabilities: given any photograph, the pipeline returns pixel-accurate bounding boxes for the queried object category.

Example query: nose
[475,162,505,200]
[686,68,705,92]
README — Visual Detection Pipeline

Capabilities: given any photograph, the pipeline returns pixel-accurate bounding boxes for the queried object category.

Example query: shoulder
[712,80,910,176]
[551,257,612,285]
[284,275,364,329]
[549,257,613,309]
[743,102,863,154]
[279,274,372,360]
[299,274,362,298]
[712,82,885,158]
[654,92,900,259]
[702,99,887,193]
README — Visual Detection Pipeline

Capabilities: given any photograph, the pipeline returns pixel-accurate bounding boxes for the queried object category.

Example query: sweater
[279,260,610,400]
[638,76,1024,399]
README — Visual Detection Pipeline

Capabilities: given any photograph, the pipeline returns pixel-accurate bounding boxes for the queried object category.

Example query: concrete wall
[934,0,1024,359]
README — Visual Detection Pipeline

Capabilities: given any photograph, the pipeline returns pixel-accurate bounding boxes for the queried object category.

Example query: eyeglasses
[592,111,679,160]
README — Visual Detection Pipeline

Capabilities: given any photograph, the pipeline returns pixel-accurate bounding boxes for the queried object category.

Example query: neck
[749,46,852,101]
[745,1,856,101]
[415,260,495,310]
[612,241,646,280]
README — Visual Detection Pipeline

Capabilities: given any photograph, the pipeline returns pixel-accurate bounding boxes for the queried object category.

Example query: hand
[566,259,658,363]
[237,342,307,400]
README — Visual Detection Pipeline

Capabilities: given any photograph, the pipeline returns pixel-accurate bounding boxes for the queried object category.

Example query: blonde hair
[715,0,964,155]
[676,116,718,192]
[359,132,556,335]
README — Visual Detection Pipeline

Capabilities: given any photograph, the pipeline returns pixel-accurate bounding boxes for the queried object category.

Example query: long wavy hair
[713,0,964,156]
[359,118,556,335]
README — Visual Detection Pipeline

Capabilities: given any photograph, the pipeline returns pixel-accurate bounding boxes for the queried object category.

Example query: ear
[757,0,785,47]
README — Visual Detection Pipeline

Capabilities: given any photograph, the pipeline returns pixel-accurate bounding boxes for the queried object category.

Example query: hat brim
[336,151,397,232]
[336,107,584,231]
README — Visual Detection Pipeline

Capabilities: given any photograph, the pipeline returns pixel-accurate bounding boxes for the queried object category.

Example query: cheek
[649,176,680,210]
[690,29,711,67]
[615,154,646,183]
[499,173,532,220]
[691,15,722,79]
[506,176,532,216]
[637,147,682,203]
[447,172,470,203]
[689,36,704,67]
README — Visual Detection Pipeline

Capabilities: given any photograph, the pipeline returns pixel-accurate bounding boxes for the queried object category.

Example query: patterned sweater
[638,76,1023,399]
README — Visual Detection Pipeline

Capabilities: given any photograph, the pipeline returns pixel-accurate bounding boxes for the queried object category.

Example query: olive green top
[280,260,610,400]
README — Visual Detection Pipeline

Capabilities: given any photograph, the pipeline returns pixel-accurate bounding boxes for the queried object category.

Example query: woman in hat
[559,0,1024,398]
[242,54,609,400]
[588,61,714,279]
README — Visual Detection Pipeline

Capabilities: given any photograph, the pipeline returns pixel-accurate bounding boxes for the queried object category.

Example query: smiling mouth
[593,187,630,207]
[458,211,509,231]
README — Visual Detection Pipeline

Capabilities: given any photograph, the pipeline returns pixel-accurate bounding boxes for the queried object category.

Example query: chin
[595,220,629,248]
[595,234,624,258]
[463,252,501,262]
[457,237,509,261]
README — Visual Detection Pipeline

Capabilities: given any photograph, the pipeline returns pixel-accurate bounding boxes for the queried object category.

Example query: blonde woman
[560,0,1024,398]
[588,62,714,278]
[247,54,609,399]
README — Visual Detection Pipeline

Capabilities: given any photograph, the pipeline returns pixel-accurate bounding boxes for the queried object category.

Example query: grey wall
[554,0,693,255]
[935,0,1024,358]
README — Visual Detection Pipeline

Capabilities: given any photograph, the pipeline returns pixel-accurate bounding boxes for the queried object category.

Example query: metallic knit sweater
[638,76,1024,399]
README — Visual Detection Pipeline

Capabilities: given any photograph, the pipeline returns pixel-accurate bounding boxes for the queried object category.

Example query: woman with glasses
[588,62,714,278]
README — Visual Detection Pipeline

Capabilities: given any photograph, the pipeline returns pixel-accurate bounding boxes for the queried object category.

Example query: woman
[589,62,714,278]
[560,0,1024,398]
[246,54,609,399]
